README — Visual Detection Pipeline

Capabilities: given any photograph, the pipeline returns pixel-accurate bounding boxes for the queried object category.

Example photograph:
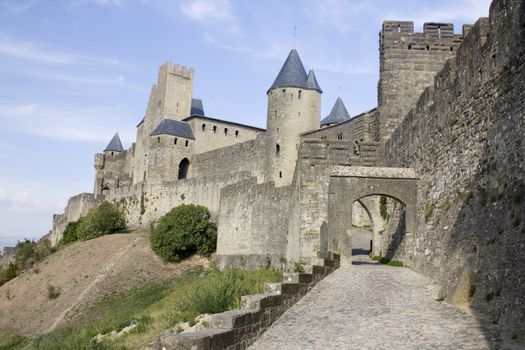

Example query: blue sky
[0,0,491,250]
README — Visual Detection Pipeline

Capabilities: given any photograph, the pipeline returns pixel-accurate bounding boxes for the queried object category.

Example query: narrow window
[408,45,412,50]
[298,90,302,99]
[450,47,454,52]
[426,45,430,50]
[213,126,217,134]
[176,102,179,107]
[185,140,189,147]
[111,152,114,156]
[201,124,206,131]
[282,89,286,93]
[235,130,239,138]
[174,138,177,145]
[276,144,280,155]
[224,128,228,135]
[157,137,161,143]
[279,171,282,178]
[298,112,301,118]
[438,26,442,40]
[397,24,401,32]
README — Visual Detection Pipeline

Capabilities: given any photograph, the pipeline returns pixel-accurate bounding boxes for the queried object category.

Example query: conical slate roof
[150,119,195,140]
[104,133,124,152]
[268,49,309,93]
[321,97,351,126]
[306,70,322,93]
[190,98,205,116]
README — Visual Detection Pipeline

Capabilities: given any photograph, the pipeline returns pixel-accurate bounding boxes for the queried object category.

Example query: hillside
[0,232,208,338]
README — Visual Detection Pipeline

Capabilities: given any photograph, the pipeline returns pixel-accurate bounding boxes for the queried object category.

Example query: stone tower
[94,133,125,196]
[372,22,466,142]
[265,49,322,187]
[132,62,194,184]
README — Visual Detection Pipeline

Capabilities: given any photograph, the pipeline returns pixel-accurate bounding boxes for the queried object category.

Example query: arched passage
[327,166,418,266]
[178,158,190,180]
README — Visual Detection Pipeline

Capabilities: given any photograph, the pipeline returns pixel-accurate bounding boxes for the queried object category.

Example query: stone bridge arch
[327,166,418,266]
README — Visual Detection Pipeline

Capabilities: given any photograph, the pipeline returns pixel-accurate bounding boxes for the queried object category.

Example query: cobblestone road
[250,230,499,350]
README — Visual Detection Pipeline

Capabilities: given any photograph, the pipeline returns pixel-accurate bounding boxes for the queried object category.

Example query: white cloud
[0,34,120,66]
[0,102,136,143]
[181,0,238,31]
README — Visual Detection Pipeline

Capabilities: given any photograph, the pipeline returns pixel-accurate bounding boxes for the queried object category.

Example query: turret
[94,133,125,196]
[321,97,351,127]
[264,49,322,187]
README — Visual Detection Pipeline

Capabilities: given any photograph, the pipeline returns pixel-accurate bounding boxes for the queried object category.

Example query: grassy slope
[2,268,282,350]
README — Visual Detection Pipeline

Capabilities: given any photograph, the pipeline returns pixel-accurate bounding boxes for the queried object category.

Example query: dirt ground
[0,232,208,338]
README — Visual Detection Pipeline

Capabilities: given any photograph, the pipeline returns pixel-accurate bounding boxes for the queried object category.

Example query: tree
[150,204,217,262]
[76,201,126,241]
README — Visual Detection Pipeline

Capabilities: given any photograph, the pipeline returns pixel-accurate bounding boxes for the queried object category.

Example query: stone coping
[331,165,418,179]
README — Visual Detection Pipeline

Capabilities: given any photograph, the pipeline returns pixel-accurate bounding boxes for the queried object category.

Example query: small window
[213,126,217,134]
[111,152,114,156]
[274,110,277,118]
[282,89,286,93]
[450,47,454,52]
[298,112,300,118]
[291,93,293,101]
[202,124,206,131]
[397,24,401,32]
[275,144,280,155]
[157,137,161,143]
[279,171,282,178]
[185,140,189,147]
[235,130,239,138]
[174,138,177,145]
[298,90,302,99]
[426,45,430,50]
[224,128,228,135]
[408,45,412,50]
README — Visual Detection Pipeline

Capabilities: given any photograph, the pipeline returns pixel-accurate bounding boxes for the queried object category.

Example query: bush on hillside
[75,201,126,241]
[0,262,18,285]
[61,219,83,244]
[150,204,217,262]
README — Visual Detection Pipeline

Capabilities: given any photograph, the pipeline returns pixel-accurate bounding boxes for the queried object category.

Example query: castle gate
[327,166,418,266]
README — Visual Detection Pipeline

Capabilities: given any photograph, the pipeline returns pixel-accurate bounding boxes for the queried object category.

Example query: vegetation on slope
[150,204,217,262]
[60,201,126,245]
[1,267,282,350]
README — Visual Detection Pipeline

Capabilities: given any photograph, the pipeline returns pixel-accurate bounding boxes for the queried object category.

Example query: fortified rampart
[381,0,524,337]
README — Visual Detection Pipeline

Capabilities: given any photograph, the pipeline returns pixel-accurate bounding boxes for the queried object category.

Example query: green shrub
[294,262,305,273]
[150,204,217,262]
[387,260,404,267]
[61,220,83,244]
[76,201,126,241]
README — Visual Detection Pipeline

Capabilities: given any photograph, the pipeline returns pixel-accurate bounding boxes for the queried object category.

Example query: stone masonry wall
[192,137,265,181]
[373,21,466,142]
[302,108,376,143]
[382,0,525,338]
[216,178,290,269]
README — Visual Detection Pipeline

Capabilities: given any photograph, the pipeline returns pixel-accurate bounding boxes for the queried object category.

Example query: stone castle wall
[185,116,264,155]
[216,178,290,269]
[381,0,524,336]
[303,108,376,143]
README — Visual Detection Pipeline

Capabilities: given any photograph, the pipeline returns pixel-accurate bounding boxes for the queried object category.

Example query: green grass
[7,267,282,350]
[370,255,403,267]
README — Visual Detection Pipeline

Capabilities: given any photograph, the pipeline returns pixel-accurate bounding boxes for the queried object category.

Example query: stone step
[283,272,313,284]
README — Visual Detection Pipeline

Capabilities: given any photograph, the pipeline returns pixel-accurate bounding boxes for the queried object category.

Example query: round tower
[264,49,322,187]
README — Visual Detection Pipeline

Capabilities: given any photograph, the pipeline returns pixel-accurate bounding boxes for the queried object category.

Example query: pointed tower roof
[104,133,124,152]
[268,49,309,93]
[321,97,351,126]
[306,70,322,93]
[190,98,205,116]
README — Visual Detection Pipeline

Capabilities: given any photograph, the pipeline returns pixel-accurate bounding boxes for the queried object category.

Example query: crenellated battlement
[158,61,194,80]
[381,21,468,51]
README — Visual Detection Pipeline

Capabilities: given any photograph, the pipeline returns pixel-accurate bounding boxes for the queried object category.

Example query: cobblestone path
[250,232,499,350]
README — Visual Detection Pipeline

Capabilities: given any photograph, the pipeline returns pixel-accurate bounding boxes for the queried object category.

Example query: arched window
[279,171,282,178]
[202,124,206,131]
[213,126,217,134]
[111,152,114,156]
[275,144,280,155]
[185,140,189,147]
[174,138,177,145]
[298,90,302,99]
[157,136,161,143]
[224,128,228,135]
[235,130,239,138]
[178,158,190,180]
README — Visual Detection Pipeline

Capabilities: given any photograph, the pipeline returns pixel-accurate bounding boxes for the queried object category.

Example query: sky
[0,0,492,250]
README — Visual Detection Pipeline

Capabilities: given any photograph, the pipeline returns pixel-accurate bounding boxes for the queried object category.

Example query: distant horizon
[0,0,491,251]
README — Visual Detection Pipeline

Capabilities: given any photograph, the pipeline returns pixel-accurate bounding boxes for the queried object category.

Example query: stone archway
[327,166,418,266]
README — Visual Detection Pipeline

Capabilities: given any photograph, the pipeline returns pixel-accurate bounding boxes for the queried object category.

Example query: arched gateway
[326,166,419,266]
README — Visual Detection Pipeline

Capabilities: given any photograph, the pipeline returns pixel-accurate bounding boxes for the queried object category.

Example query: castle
[50,0,524,336]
